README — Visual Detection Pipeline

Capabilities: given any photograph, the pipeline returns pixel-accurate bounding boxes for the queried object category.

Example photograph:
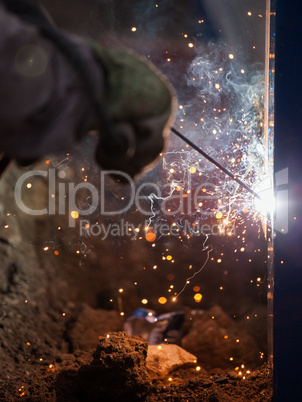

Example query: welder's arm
[0,3,176,177]
[0,3,103,163]
[91,46,177,177]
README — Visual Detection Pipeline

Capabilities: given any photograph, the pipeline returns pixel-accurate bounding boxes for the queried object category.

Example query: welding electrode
[171,127,261,200]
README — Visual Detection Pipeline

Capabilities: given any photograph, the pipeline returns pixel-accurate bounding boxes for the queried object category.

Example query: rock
[215,375,229,384]
[77,331,151,401]
[146,344,197,377]
[181,306,260,370]
[68,304,123,351]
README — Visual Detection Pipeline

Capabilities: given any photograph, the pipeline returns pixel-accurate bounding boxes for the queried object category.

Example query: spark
[194,293,203,302]
[70,210,79,219]
[173,235,212,300]
[145,231,156,242]
[158,297,167,304]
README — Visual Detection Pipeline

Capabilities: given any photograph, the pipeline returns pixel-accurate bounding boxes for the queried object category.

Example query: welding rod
[171,127,261,200]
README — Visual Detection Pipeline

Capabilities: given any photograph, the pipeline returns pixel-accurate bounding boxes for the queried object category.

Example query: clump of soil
[76,332,151,401]
[181,306,262,370]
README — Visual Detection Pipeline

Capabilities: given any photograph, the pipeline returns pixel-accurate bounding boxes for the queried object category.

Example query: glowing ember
[70,210,79,219]
[194,293,203,302]
[145,232,156,242]
[158,297,167,304]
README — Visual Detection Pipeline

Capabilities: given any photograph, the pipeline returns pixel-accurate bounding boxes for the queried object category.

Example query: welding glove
[90,45,177,178]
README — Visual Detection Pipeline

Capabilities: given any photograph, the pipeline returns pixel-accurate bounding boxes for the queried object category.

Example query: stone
[146,344,197,377]
[215,375,229,384]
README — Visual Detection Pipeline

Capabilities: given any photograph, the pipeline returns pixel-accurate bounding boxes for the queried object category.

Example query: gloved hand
[90,45,177,178]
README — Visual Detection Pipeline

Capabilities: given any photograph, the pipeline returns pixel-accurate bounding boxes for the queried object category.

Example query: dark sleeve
[0,3,105,160]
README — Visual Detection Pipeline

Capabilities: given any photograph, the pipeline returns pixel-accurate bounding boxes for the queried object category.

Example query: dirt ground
[0,167,272,401]
[0,327,272,401]
[0,283,272,401]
